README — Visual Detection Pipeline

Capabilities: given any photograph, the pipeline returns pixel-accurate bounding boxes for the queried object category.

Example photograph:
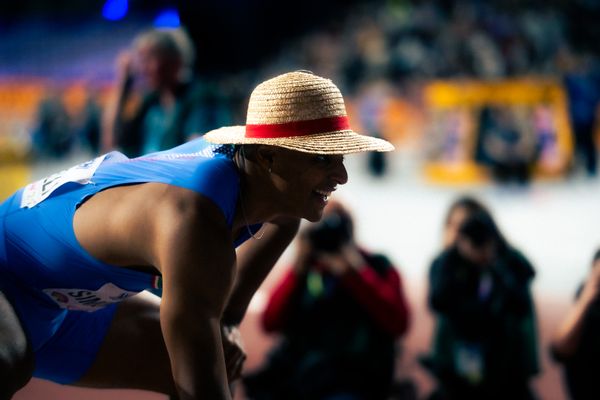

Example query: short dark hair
[237,144,259,158]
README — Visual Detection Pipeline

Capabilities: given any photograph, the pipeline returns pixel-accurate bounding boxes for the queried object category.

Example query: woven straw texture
[203,71,394,154]
[246,71,346,124]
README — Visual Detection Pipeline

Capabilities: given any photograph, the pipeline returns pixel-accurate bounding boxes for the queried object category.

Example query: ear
[255,145,277,171]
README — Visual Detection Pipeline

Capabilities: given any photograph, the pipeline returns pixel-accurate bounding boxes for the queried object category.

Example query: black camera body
[307,211,353,252]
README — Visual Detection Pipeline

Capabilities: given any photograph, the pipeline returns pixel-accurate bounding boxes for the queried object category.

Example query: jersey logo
[43,283,139,312]
[20,154,107,208]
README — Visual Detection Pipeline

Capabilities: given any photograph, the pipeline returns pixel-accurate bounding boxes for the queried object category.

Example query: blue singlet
[0,138,259,383]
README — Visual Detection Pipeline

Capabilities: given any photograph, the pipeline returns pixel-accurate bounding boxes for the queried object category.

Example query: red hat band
[245,115,350,139]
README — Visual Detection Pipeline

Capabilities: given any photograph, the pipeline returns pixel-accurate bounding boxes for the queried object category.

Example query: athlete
[0,71,394,399]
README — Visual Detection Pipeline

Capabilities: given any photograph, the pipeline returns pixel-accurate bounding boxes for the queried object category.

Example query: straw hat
[203,71,395,154]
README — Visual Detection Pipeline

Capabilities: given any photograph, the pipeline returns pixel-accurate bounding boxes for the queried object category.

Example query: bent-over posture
[0,71,393,399]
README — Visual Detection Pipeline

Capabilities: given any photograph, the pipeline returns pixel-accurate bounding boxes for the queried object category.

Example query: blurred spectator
[550,248,600,400]
[75,87,103,155]
[532,105,562,174]
[102,27,231,157]
[355,79,394,178]
[421,204,539,400]
[243,201,411,400]
[475,105,539,185]
[559,49,600,177]
[31,88,73,159]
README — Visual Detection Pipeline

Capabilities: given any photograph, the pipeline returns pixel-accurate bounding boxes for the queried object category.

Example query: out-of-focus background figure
[101,27,232,157]
[559,50,600,178]
[242,201,412,400]
[475,106,539,185]
[31,87,73,159]
[550,248,600,400]
[440,196,490,249]
[421,199,539,400]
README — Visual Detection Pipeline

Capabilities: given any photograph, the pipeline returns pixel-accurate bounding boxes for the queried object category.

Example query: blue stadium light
[154,8,181,28]
[102,0,128,21]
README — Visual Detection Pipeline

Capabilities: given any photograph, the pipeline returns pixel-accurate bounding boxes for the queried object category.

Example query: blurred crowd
[271,0,566,90]
[20,0,600,182]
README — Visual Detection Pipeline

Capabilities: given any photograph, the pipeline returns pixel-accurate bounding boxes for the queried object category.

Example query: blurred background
[2,0,600,399]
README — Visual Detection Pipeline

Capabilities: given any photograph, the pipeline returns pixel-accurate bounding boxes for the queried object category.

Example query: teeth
[314,189,331,202]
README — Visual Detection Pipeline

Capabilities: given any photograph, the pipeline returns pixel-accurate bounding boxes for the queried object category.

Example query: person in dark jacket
[422,208,539,400]
[243,201,411,400]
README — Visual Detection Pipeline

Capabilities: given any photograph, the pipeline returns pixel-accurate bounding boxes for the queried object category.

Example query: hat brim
[202,126,395,155]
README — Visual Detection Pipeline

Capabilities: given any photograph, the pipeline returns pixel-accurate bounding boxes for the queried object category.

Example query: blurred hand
[221,324,246,383]
[317,243,364,276]
[115,50,135,83]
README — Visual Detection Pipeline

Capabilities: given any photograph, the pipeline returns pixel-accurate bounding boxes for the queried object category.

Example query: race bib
[43,283,138,312]
[20,155,107,208]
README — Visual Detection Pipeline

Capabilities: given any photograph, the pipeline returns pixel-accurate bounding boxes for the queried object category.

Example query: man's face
[135,44,179,90]
[270,148,348,222]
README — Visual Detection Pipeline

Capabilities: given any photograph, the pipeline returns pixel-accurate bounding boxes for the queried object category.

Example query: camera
[307,210,353,252]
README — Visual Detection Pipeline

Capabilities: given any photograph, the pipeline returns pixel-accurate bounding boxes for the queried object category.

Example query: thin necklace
[238,182,265,240]
[236,146,265,240]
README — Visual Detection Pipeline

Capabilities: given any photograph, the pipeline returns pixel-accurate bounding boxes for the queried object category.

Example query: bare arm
[154,192,237,399]
[551,263,600,359]
[222,216,300,326]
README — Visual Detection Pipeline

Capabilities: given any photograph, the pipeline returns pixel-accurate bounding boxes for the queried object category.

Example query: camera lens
[308,212,352,252]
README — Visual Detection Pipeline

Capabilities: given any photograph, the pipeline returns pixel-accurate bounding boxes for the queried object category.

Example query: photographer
[421,210,539,400]
[242,201,411,400]
[550,248,600,400]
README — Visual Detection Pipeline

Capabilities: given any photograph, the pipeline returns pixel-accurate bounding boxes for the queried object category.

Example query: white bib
[43,283,138,312]
[20,155,107,208]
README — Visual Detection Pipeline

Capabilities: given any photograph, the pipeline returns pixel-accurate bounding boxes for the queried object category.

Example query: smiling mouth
[314,189,333,202]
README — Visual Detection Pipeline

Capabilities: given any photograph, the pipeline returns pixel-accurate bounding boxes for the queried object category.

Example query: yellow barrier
[424,161,489,185]
[0,163,29,202]
[423,79,574,184]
